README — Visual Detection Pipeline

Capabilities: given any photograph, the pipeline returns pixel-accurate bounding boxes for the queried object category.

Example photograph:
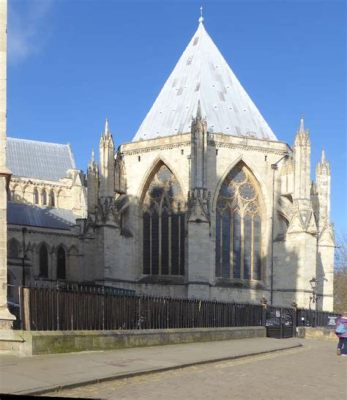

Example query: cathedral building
[3,12,335,313]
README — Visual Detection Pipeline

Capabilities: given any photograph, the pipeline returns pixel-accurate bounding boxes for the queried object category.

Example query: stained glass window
[244,215,252,279]
[161,209,169,275]
[142,164,185,276]
[151,210,159,275]
[143,212,151,274]
[233,212,241,279]
[216,163,262,281]
[253,216,262,280]
[171,214,179,275]
[222,210,230,278]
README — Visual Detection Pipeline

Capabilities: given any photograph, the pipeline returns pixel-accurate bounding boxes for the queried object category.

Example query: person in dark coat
[336,310,347,356]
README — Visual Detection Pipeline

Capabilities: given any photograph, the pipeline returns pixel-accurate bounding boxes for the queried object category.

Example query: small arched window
[56,246,66,280]
[49,190,55,207]
[42,190,47,206]
[39,244,49,278]
[216,163,263,281]
[8,239,20,259]
[33,188,39,205]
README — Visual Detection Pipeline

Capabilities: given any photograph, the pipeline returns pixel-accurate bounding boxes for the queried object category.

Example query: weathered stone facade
[0,5,335,318]
[81,114,334,311]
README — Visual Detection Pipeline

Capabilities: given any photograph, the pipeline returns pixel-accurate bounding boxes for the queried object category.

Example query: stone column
[0,0,15,328]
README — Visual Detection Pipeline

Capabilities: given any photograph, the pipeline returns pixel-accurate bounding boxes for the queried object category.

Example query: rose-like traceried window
[142,164,185,276]
[216,163,262,281]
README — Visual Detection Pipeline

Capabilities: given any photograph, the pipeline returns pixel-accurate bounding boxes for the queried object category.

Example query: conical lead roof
[132,21,277,142]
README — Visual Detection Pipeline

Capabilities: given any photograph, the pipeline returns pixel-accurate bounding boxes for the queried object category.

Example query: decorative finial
[199,5,204,24]
[299,115,305,133]
[196,100,202,119]
[91,149,95,163]
[104,118,110,135]
[321,148,326,163]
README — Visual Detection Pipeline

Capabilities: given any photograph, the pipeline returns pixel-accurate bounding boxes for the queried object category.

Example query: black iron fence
[14,285,340,332]
[296,308,340,328]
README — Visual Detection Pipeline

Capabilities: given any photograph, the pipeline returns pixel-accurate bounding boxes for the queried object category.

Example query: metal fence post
[56,285,60,331]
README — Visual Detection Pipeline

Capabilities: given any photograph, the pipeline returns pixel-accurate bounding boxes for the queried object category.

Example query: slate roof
[7,202,76,230]
[133,21,276,142]
[7,137,76,181]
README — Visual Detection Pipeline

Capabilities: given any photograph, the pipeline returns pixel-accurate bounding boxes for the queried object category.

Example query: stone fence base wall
[2,326,266,356]
[297,327,338,341]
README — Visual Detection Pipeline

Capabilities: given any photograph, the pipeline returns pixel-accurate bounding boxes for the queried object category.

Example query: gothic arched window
[142,164,185,276]
[216,163,263,281]
[42,190,47,206]
[49,190,55,207]
[33,188,39,205]
[57,246,66,280]
[39,244,49,278]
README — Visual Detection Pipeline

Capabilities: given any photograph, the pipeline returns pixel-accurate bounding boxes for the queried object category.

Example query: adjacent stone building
[6,138,86,303]
[2,9,335,313]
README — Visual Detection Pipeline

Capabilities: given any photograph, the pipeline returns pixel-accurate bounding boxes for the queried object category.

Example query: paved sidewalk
[0,337,302,395]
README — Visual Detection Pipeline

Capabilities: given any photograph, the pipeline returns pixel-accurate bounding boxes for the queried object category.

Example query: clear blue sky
[7,0,347,235]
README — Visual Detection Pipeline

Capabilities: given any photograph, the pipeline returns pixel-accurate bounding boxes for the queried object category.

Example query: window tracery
[142,164,185,276]
[216,163,262,281]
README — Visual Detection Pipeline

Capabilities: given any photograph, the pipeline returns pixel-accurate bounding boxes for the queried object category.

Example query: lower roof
[7,137,76,182]
[8,202,76,230]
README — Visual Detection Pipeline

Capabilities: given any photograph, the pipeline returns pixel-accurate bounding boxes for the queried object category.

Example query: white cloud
[8,0,55,64]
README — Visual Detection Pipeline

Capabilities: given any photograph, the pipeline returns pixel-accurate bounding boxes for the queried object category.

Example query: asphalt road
[48,340,346,400]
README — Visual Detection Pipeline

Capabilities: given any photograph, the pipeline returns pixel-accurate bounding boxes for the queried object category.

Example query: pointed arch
[141,161,186,276]
[137,155,186,204]
[68,245,79,256]
[212,156,269,215]
[215,161,265,281]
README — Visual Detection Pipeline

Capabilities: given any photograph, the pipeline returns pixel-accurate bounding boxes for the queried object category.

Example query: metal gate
[265,307,295,339]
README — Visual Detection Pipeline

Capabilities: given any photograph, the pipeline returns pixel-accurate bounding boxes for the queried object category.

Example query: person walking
[336,311,347,356]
